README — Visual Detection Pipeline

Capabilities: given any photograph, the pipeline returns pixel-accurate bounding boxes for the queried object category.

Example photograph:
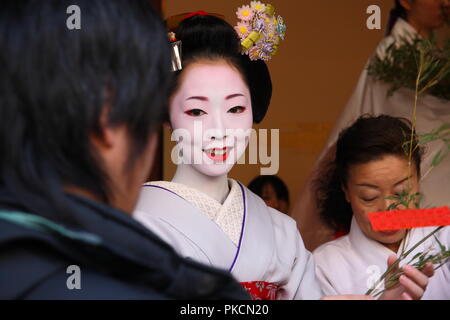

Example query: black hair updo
[170,14,272,124]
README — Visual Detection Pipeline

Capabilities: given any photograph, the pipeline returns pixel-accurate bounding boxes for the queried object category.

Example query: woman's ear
[341,184,351,203]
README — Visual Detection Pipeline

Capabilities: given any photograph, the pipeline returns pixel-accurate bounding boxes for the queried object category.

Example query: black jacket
[0,189,249,300]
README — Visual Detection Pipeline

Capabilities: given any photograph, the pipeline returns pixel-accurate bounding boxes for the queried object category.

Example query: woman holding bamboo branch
[292,0,450,251]
[313,115,450,299]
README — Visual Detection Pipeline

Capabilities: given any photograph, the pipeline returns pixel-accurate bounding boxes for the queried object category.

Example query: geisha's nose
[209,128,228,141]
[207,111,227,141]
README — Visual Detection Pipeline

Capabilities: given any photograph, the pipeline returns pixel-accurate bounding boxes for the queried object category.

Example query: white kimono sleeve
[268,208,324,300]
[314,263,340,297]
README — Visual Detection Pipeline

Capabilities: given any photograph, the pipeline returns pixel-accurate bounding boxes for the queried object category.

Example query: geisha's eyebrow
[186,94,245,101]
[225,93,245,100]
[186,96,208,101]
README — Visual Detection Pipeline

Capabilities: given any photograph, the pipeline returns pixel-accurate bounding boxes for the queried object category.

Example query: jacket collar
[0,187,247,299]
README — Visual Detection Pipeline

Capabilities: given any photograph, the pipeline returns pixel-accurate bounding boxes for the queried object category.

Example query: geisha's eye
[228,106,246,114]
[185,109,206,117]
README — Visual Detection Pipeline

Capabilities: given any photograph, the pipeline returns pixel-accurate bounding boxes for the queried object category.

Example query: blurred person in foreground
[0,0,247,300]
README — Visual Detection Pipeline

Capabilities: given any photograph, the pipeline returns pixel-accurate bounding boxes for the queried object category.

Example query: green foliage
[367,37,450,100]
[385,191,422,211]
[366,227,449,298]
[365,30,450,299]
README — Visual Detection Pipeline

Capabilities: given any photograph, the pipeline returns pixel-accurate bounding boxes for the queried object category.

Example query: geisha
[134,8,433,300]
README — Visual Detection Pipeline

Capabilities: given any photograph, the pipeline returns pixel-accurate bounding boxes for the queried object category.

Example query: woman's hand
[321,255,434,300]
[379,255,435,300]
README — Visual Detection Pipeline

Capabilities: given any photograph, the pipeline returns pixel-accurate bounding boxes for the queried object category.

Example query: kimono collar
[376,18,420,60]
[391,18,420,43]
[148,179,244,245]
[348,216,409,259]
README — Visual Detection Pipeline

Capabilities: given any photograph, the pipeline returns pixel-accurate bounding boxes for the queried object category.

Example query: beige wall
[162,0,393,212]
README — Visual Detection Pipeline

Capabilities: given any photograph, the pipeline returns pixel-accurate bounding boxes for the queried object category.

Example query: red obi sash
[240,281,278,300]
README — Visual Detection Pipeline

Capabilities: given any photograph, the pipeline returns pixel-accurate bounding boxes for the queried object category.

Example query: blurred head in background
[248,175,290,214]
[387,0,449,36]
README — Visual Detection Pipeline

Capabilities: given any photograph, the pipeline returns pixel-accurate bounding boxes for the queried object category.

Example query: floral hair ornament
[234,1,286,61]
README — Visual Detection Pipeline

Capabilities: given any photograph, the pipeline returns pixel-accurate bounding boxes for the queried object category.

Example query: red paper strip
[368,206,450,231]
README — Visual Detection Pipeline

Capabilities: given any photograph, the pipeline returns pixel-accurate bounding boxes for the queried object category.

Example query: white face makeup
[169,60,253,177]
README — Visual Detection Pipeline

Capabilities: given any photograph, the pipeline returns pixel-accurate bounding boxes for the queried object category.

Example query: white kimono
[318,18,450,208]
[134,179,323,300]
[313,217,450,299]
